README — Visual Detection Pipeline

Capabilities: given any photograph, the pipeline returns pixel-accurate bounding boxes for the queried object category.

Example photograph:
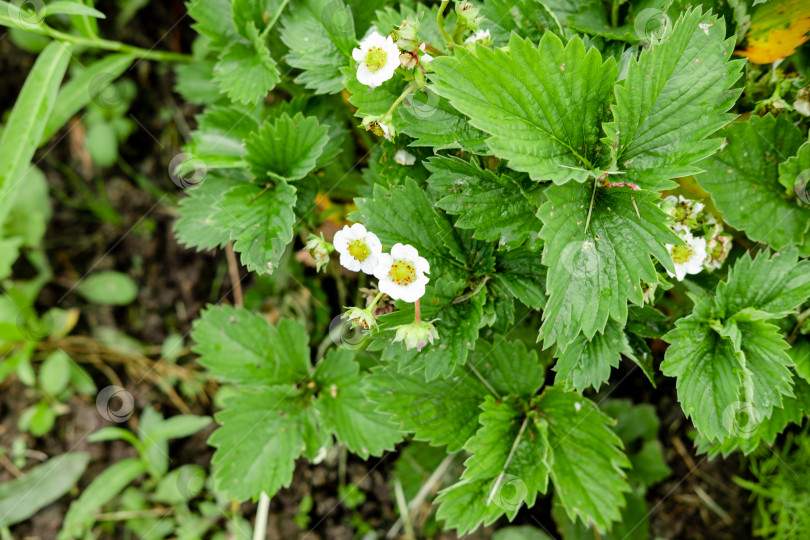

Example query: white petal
[352,47,365,62]
[360,255,378,275]
[415,256,430,274]
[355,64,377,88]
[399,282,425,303]
[374,253,394,279]
[365,232,382,254]
[399,244,420,261]
[378,278,400,299]
[333,228,349,253]
[390,243,407,259]
[339,252,362,272]
[416,274,430,287]
[348,223,367,238]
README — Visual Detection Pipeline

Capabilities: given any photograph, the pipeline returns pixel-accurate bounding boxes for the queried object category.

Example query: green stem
[261,0,291,39]
[451,20,465,44]
[437,1,453,45]
[45,27,192,62]
[368,292,385,311]
[386,83,417,116]
[422,43,446,56]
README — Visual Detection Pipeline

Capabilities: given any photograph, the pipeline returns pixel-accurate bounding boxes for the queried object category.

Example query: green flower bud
[305,233,332,272]
[393,320,439,351]
[342,306,377,331]
[392,16,420,51]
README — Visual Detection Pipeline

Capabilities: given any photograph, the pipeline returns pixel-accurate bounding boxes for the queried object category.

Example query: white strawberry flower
[333,224,382,274]
[352,31,401,89]
[666,230,707,281]
[373,243,430,303]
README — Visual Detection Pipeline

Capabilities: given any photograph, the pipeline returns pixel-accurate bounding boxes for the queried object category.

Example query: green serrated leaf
[471,338,545,398]
[553,320,632,393]
[210,386,324,501]
[281,0,355,94]
[535,386,630,533]
[538,183,678,350]
[427,156,543,250]
[397,90,488,153]
[187,0,238,49]
[431,33,617,184]
[697,115,810,254]
[214,23,279,105]
[313,348,402,457]
[221,181,297,274]
[192,305,311,385]
[367,362,488,452]
[174,176,241,252]
[462,397,552,508]
[245,113,330,182]
[604,8,744,191]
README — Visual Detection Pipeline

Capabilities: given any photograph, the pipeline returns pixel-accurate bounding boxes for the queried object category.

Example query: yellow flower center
[671,244,693,264]
[348,240,371,262]
[389,260,416,286]
[364,46,387,73]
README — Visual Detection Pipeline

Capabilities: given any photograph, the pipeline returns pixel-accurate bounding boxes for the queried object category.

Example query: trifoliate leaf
[538,183,678,350]
[553,320,634,393]
[461,397,552,508]
[367,363,489,452]
[603,8,744,191]
[209,386,324,501]
[312,348,402,457]
[534,387,630,532]
[214,23,279,105]
[660,249,810,443]
[220,181,297,274]
[245,113,330,182]
[191,305,311,385]
[426,156,543,250]
[698,115,810,255]
[281,0,355,94]
[431,33,617,184]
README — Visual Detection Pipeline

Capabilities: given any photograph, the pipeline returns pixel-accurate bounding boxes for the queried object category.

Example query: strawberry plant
[2,0,810,537]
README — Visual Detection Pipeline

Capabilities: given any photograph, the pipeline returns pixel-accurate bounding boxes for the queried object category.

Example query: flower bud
[342,306,377,331]
[455,1,483,31]
[305,233,332,272]
[392,16,420,51]
[393,320,439,351]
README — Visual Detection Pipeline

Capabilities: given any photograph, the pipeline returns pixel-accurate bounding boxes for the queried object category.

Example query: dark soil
[0,3,756,539]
